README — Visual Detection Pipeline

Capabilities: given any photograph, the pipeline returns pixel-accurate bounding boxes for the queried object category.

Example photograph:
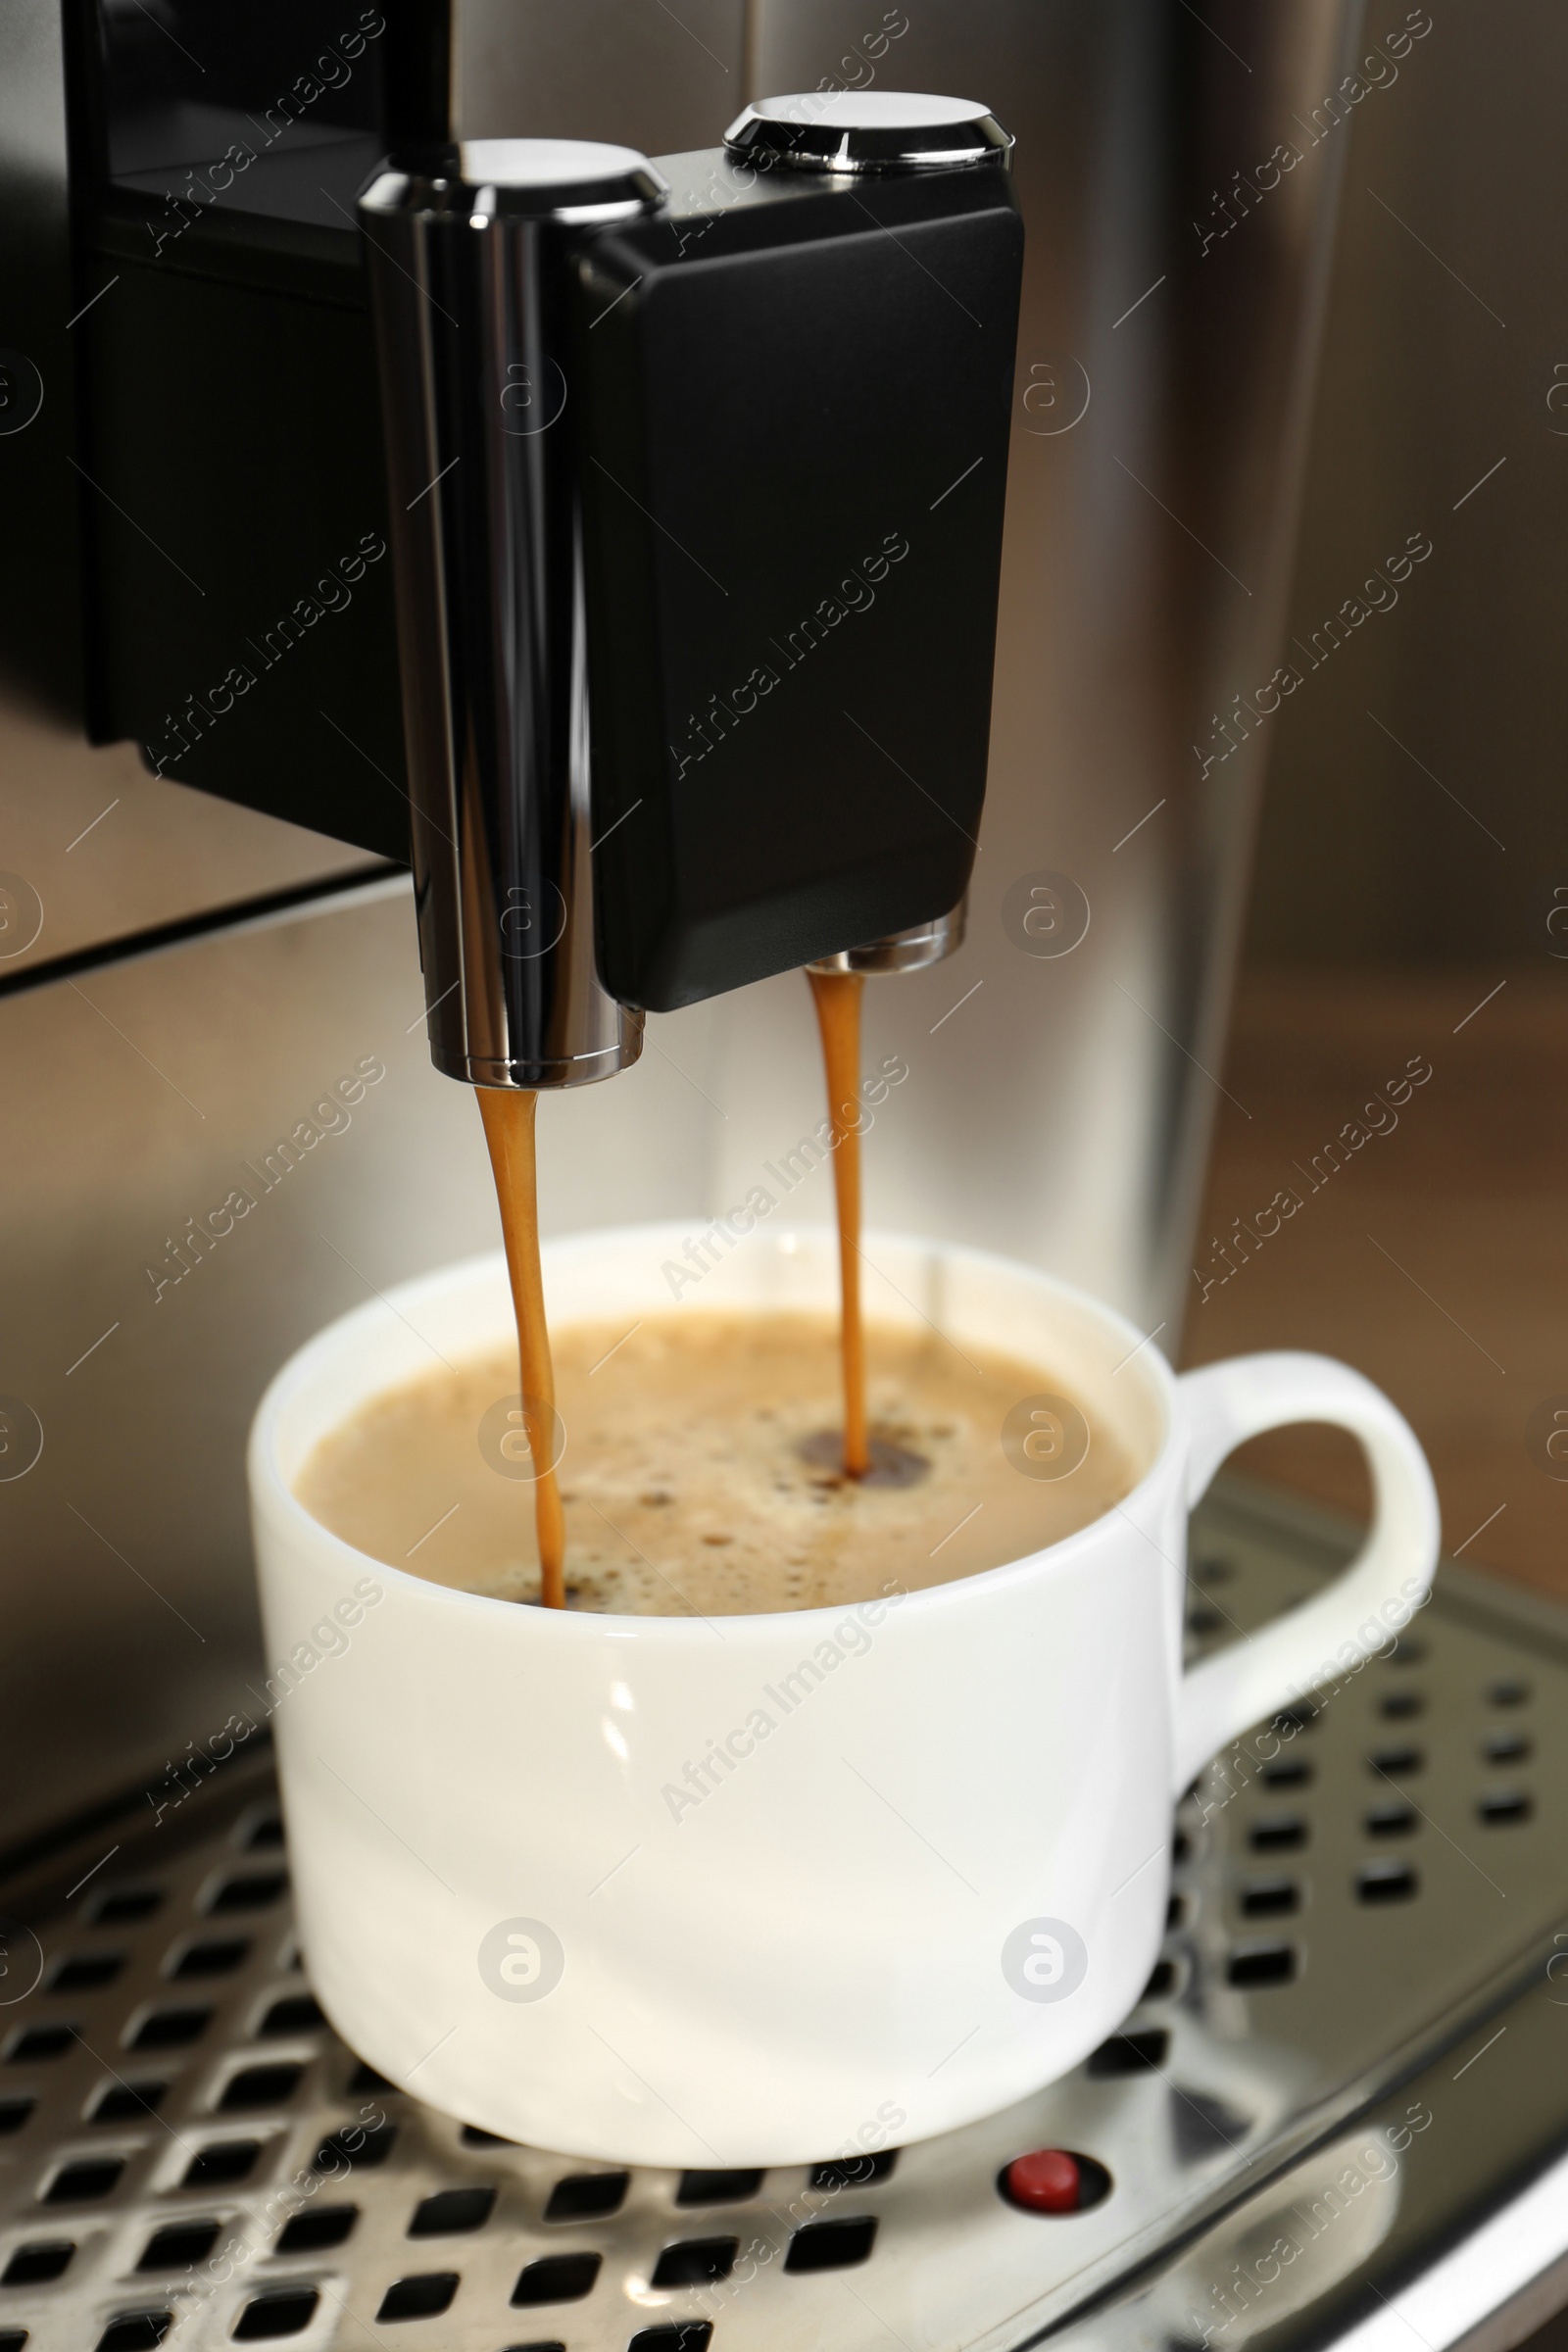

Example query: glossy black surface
[576,146,1022,1008]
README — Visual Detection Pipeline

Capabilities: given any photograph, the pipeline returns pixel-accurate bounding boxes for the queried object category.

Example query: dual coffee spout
[358,95,1023,1090]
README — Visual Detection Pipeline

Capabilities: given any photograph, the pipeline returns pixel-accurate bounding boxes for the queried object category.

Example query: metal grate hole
[1258,1758,1313,1788]
[652,2235,738,2286]
[96,2316,171,2351]
[1171,1829,1192,1865]
[89,1889,164,1926]
[1273,1704,1319,1733]
[169,1938,249,1980]
[410,2185,496,2236]
[0,2333,24,2352]
[1479,1788,1534,1825]
[1226,1943,1297,1987]
[629,2328,713,2352]
[376,2273,459,2323]
[786,2216,878,2272]
[8,2023,75,2061]
[1088,2030,1168,2077]
[1356,1861,1418,1902]
[219,2063,306,2112]
[1169,2087,1252,2161]
[1488,1677,1530,1706]
[809,2150,897,2191]
[246,1816,286,1849]
[348,2064,397,2096]
[1166,1894,1187,1930]
[50,1952,125,1992]
[1187,1605,1225,1635]
[90,2081,166,2124]
[512,2252,603,2305]
[316,2123,397,2171]
[1368,1745,1424,1778]
[1365,1801,1417,1838]
[138,2221,220,2272]
[260,1994,325,2037]
[544,2171,627,2221]
[503,2342,565,2352]
[1240,1879,1298,1919]
[1484,1732,1532,1765]
[0,2096,35,2132]
[1194,1555,1235,1584]
[1384,1639,1425,1666]
[205,1873,288,1915]
[677,2169,764,2205]
[44,2156,125,2203]
[3,2238,75,2283]
[460,2125,513,2149]
[276,2204,357,2253]
[182,2138,263,2187]
[232,2287,319,2340]
[1249,1817,1306,1853]
[128,2005,213,2049]
[1379,1691,1425,1721]
[1141,1959,1176,2001]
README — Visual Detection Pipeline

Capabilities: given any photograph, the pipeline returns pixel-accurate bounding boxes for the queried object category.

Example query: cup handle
[1171,1351,1442,1793]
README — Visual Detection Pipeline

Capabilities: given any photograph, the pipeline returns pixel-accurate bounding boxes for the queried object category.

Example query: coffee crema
[294,1310,1135,1616]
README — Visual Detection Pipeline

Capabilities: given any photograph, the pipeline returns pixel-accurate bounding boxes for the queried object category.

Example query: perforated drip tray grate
[3,1480,1568,2352]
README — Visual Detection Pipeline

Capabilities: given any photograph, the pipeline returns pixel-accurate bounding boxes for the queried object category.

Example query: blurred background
[1182,0,1568,1598]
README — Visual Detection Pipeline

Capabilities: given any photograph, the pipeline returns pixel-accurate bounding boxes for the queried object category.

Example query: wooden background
[1182,970,1568,1598]
[1178,4,1568,1606]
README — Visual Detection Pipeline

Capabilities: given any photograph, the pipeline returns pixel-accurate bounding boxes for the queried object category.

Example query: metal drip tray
[3,1480,1568,2352]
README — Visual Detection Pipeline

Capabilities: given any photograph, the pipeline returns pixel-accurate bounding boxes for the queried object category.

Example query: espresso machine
[3,5,1568,2349]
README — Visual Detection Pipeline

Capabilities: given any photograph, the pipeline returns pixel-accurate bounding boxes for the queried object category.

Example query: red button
[1004,2148,1082,2213]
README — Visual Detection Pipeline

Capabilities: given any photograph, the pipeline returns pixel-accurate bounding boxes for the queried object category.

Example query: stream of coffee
[807,966,869,1478]
[308,972,1141,1609]
[476,975,871,1604]
[476,1088,567,1609]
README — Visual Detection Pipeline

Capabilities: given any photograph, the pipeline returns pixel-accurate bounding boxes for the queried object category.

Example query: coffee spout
[359,141,664,1089]
[806,899,968,980]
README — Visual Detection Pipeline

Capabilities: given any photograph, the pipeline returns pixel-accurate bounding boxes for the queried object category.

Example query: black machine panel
[575,156,1022,1008]
[0,0,452,856]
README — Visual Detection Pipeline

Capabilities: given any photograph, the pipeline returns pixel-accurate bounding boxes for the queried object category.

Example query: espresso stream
[476,1087,566,1609]
[300,977,1133,1613]
[472,969,877,1607]
[807,966,869,1477]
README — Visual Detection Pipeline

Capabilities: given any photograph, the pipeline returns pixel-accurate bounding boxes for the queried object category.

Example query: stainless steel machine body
[0,0,1367,1829]
[0,0,1362,1302]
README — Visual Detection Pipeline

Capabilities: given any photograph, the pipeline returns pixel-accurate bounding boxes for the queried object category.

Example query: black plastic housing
[0,0,448,856]
[573,148,1022,1011]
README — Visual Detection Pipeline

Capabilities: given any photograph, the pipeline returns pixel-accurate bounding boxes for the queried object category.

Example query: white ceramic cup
[248,1222,1440,2168]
